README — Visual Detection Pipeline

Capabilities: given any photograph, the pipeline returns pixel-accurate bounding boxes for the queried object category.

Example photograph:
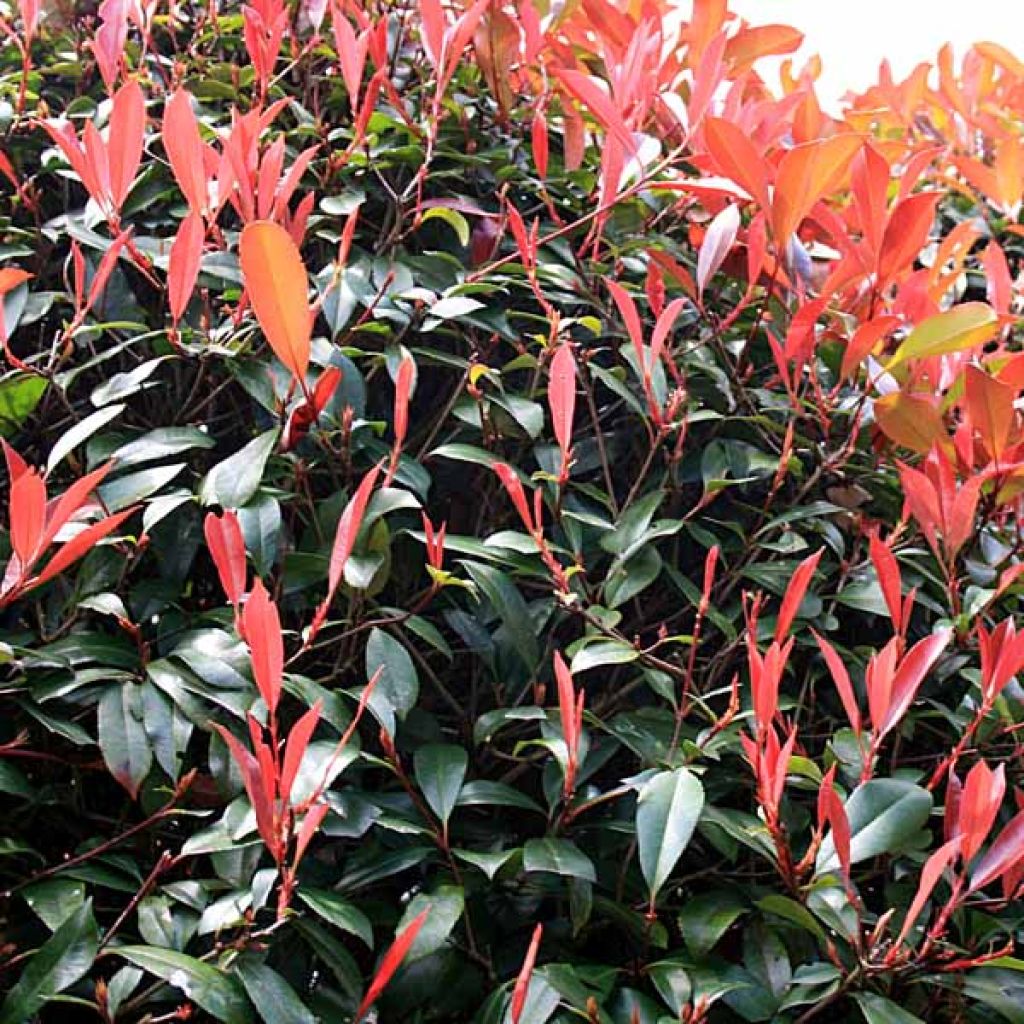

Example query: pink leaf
[168,212,205,324]
[696,203,741,298]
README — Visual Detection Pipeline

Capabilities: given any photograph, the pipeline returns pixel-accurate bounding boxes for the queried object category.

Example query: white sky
[728,0,1024,110]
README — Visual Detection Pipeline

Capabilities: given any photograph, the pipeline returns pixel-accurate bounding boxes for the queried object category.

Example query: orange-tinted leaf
[877,192,939,289]
[702,117,771,210]
[842,316,899,379]
[965,364,1015,462]
[771,135,862,244]
[239,220,312,382]
[0,267,32,297]
[875,393,948,455]
[851,143,890,256]
[473,7,518,116]
[724,23,803,74]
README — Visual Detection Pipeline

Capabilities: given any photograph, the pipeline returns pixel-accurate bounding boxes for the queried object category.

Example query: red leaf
[168,212,205,325]
[959,761,1005,863]
[970,807,1024,893]
[548,344,576,477]
[510,924,543,1024]
[877,192,939,289]
[204,510,247,610]
[292,801,329,869]
[819,765,851,880]
[878,630,950,739]
[651,298,687,376]
[33,508,136,590]
[841,316,898,379]
[280,701,322,806]
[91,0,128,90]
[983,241,1013,315]
[553,651,578,795]
[9,463,46,568]
[851,143,890,258]
[38,463,114,554]
[894,837,961,948]
[87,229,133,312]
[310,464,381,641]
[553,69,635,156]
[531,110,549,180]
[606,279,645,372]
[869,531,903,633]
[355,907,431,1022]
[812,630,861,735]
[493,462,535,534]
[331,0,368,111]
[243,578,284,714]
[212,722,277,854]
[108,79,146,212]
[774,549,821,642]
[393,355,415,449]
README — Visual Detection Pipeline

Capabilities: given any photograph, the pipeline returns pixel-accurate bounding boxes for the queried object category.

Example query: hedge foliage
[2,1,1024,1021]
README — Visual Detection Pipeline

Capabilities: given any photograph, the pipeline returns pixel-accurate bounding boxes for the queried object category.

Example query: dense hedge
[2,1,1024,1021]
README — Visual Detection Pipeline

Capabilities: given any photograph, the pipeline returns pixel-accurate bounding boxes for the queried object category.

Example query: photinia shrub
[2,1,1024,1021]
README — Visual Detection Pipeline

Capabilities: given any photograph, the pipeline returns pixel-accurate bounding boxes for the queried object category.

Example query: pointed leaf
[239,221,312,382]
[887,303,999,370]
[636,768,705,903]
[413,743,468,830]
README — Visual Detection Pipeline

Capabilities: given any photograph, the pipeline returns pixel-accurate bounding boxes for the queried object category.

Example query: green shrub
[2,1,1024,1022]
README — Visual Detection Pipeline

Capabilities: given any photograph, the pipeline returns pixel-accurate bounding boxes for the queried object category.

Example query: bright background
[727,0,1024,109]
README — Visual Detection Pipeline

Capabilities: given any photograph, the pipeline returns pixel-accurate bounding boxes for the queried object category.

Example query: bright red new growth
[243,578,284,714]
[355,907,431,1022]
[309,463,381,643]
[510,923,543,1024]
[554,651,583,798]
[774,548,822,642]
[204,509,248,613]
[1,442,136,607]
